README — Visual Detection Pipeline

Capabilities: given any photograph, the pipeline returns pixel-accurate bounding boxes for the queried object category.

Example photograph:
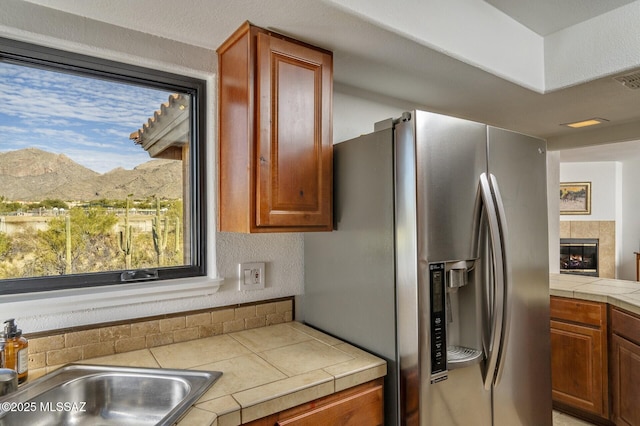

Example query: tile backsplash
[26,297,293,380]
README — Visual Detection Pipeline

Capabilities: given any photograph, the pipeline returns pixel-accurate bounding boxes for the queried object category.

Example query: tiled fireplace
[559,221,615,279]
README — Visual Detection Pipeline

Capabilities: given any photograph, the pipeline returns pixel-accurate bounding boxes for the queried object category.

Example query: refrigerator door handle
[476,173,506,391]
[488,173,512,387]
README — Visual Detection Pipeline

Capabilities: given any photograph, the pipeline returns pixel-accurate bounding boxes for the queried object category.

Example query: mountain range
[0,148,183,201]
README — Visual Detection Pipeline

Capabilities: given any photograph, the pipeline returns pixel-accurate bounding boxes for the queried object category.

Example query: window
[0,37,206,294]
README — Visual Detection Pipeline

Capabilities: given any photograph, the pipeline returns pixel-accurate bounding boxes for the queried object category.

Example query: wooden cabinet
[611,307,640,426]
[550,296,609,419]
[244,379,384,425]
[217,22,333,233]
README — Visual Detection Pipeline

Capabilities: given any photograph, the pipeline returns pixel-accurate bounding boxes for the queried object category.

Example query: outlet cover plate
[238,262,265,291]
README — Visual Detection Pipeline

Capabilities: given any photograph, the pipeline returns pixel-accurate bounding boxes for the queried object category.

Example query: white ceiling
[14,0,640,162]
[486,0,640,161]
[559,139,640,162]
[485,0,637,35]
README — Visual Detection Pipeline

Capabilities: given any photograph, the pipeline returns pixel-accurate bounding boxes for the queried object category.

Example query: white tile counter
[550,273,640,316]
[78,321,386,425]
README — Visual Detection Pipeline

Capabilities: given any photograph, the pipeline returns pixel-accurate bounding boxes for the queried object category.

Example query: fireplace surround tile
[570,221,600,239]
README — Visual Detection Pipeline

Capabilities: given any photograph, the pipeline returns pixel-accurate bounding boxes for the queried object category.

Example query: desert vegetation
[0,196,184,280]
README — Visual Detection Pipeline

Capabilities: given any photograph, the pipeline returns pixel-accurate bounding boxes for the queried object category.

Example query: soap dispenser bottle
[0,329,5,369]
[3,319,28,383]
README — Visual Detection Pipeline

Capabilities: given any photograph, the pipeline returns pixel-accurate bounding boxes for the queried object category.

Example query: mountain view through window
[0,58,196,289]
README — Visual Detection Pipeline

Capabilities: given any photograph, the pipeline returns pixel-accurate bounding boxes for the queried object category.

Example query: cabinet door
[255,32,332,230]
[611,334,640,425]
[550,319,607,417]
[277,381,383,426]
[243,379,383,426]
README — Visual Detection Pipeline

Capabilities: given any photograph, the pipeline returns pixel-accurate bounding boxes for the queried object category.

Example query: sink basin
[0,364,222,426]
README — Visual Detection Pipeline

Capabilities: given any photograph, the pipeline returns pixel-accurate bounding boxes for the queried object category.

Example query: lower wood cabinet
[244,378,383,426]
[550,297,640,425]
[610,307,640,426]
[550,297,608,420]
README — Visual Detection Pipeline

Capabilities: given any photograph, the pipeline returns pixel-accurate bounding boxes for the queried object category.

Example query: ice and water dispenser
[429,260,484,384]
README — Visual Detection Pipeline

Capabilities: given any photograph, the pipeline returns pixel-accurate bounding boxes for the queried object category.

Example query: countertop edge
[170,321,386,425]
[550,273,640,316]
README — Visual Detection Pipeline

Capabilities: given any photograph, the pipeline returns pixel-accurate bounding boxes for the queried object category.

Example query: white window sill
[0,276,223,332]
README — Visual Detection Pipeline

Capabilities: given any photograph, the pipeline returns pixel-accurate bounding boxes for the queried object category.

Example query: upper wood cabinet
[217,22,333,233]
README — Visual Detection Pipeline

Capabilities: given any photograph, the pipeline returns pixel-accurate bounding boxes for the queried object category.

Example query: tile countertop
[550,273,640,316]
[76,321,386,426]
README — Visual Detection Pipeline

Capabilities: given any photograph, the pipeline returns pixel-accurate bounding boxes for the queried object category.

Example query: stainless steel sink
[0,364,222,425]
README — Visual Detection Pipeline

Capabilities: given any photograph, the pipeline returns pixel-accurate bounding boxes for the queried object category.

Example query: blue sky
[0,60,178,173]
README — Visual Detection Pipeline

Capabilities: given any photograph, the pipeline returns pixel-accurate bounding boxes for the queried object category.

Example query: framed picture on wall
[560,182,591,215]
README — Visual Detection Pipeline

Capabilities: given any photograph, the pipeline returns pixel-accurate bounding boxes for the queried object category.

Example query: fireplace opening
[560,238,599,277]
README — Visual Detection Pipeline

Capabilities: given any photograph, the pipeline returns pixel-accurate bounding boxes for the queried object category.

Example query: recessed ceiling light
[561,118,609,128]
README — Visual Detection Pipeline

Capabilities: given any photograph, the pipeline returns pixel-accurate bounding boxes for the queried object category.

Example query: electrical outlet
[238,262,265,291]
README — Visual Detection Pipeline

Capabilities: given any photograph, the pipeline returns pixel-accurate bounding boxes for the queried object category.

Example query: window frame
[0,37,207,295]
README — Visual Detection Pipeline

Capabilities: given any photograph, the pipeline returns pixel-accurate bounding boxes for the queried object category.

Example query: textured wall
[215,232,304,302]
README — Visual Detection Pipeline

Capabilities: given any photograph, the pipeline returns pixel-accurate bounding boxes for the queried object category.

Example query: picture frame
[560,182,591,215]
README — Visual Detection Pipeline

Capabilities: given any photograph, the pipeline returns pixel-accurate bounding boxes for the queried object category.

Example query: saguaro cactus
[174,216,181,254]
[118,195,133,268]
[65,215,72,274]
[152,197,168,267]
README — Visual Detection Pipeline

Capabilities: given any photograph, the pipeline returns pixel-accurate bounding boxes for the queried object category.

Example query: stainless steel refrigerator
[303,110,551,425]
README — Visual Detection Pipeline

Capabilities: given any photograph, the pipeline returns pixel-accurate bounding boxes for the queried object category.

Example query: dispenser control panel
[429,262,448,383]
